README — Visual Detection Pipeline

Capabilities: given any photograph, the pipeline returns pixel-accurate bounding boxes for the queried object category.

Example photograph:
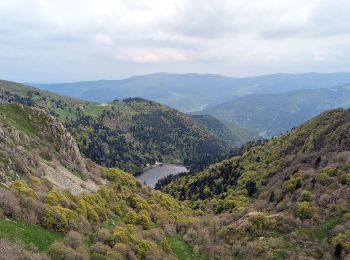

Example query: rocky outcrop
[0,104,98,194]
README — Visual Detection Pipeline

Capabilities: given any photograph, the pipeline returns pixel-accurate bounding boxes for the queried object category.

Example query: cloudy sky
[1,0,350,82]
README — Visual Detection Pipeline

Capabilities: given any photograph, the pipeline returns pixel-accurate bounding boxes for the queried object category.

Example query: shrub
[64,231,83,250]
[245,181,257,197]
[30,176,42,187]
[282,172,303,192]
[113,227,128,243]
[124,209,137,225]
[160,238,172,254]
[135,240,153,257]
[300,190,312,201]
[90,242,110,256]
[340,173,350,185]
[47,241,78,260]
[316,166,337,185]
[332,230,350,257]
[11,180,37,198]
[296,201,316,219]
[137,213,152,230]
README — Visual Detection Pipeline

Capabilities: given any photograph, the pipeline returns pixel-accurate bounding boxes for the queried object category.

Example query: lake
[136,164,189,188]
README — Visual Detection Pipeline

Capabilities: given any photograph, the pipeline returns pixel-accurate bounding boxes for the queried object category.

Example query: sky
[1,0,350,82]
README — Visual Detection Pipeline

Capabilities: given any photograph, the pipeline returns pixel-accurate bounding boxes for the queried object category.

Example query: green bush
[296,201,316,219]
[11,180,37,198]
[135,240,153,257]
[300,190,312,201]
[282,172,303,192]
[340,173,350,185]
[332,231,350,249]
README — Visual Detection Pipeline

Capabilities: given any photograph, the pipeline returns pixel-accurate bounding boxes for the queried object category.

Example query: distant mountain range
[199,84,350,137]
[29,72,350,112]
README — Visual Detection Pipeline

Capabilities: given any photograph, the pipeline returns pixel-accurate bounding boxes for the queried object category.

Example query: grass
[307,216,341,241]
[297,212,348,241]
[0,218,63,251]
[0,104,42,136]
[54,107,79,121]
[167,234,207,260]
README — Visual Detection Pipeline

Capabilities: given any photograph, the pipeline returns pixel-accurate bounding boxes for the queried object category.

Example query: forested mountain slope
[0,80,234,173]
[66,98,231,173]
[0,104,201,259]
[159,108,350,258]
[31,72,350,112]
[190,114,255,146]
[201,84,350,137]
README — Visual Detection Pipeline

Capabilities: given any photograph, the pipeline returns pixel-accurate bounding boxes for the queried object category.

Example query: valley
[1,75,350,259]
[3,1,350,259]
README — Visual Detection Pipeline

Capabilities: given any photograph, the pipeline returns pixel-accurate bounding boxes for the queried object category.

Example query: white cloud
[114,48,189,63]
[1,0,350,81]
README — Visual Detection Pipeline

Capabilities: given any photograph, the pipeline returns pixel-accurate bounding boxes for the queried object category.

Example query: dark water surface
[136,164,189,187]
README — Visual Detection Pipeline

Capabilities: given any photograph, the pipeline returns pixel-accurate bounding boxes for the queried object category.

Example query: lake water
[136,164,189,188]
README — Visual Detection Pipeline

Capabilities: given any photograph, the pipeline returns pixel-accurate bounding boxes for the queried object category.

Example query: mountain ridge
[29,72,350,112]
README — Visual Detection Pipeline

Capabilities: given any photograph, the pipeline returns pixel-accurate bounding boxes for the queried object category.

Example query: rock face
[0,104,98,194]
[43,110,86,171]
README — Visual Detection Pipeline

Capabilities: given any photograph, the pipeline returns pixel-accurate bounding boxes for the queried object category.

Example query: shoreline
[143,162,190,172]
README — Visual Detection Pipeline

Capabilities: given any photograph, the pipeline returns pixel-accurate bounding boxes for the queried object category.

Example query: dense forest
[65,98,231,173]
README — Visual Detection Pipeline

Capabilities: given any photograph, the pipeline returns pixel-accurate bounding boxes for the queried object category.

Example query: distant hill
[0,80,233,173]
[200,84,350,137]
[29,72,350,112]
[190,114,255,146]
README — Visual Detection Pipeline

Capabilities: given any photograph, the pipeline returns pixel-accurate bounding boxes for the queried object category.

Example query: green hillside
[0,80,233,173]
[158,108,350,258]
[66,98,231,173]
[0,103,202,259]
[191,114,255,146]
[201,85,350,137]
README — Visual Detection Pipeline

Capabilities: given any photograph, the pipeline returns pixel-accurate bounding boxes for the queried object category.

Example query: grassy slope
[168,235,207,260]
[0,218,63,251]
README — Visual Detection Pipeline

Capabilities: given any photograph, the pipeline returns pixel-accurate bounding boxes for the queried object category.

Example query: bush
[124,209,137,225]
[135,240,153,257]
[300,190,312,201]
[137,213,152,230]
[296,201,316,219]
[340,173,350,185]
[47,241,79,260]
[282,172,303,192]
[11,180,37,198]
[64,231,83,250]
[160,238,172,254]
[90,242,110,256]
[316,167,337,185]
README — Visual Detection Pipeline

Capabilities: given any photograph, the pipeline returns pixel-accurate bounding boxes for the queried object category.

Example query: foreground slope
[159,108,350,258]
[0,104,201,259]
[201,84,350,137]
[0,80,232,173]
